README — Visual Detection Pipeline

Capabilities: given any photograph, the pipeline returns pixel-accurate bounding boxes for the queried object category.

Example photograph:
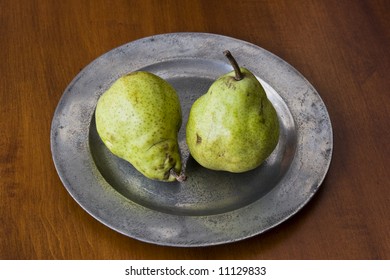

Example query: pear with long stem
[186,51,280,172]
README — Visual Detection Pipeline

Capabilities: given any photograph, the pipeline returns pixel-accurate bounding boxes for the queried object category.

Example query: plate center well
[89,59,296,216]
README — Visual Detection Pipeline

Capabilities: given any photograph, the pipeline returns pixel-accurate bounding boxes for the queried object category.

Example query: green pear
[186,51,279,173]
[95,71,184,182]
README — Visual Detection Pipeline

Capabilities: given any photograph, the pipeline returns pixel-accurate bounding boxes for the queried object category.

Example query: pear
[186,51,279,173]
[95,71,185,182]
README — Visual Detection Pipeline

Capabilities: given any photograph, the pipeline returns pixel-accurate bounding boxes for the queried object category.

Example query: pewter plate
[51,33,332,247]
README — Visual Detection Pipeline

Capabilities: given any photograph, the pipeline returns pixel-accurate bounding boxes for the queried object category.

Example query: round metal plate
[51,33,332,247]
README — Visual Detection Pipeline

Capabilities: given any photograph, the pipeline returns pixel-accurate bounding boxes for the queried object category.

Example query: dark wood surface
[1,0,389,259]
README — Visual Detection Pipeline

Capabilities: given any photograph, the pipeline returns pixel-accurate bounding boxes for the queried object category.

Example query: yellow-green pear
[186,51,279,172]
[95,71,184,182]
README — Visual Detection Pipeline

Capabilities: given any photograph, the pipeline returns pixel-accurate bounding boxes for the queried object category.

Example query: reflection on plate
[51,33,332,247]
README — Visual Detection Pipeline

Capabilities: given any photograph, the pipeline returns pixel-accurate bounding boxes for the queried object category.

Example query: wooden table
[1,0,389,260]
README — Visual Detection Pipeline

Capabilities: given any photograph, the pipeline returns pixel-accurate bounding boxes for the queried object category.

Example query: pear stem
[223,50,243,81]
[170,169,187,182]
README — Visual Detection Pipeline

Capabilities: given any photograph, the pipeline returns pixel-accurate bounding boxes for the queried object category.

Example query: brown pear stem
[223,50,243,81]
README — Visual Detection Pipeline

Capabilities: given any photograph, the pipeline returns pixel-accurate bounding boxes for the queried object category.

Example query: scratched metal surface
[50,33,332,246]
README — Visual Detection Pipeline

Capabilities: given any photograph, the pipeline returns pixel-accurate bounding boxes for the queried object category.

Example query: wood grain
[1,0,389,259]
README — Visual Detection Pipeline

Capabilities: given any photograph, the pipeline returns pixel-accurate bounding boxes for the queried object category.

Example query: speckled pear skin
[186,68,279,172]
[95,71,182,182]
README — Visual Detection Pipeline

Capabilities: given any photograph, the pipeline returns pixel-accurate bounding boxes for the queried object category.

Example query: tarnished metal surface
[51,33,332,246]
